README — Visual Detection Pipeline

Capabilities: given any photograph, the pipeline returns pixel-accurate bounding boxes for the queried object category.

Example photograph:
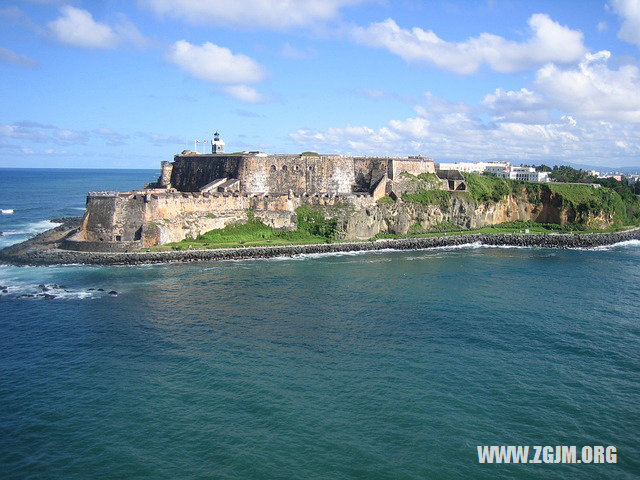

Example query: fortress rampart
[65,148,439,250]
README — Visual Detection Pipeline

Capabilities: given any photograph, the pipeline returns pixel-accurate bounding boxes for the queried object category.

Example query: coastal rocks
[3,283,119,300]
[1,226,639,266]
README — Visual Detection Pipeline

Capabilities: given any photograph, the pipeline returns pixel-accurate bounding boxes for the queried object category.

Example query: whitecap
[0,282,119,300]
[590,239,640,251]
[0,219,62,238]
[1,209,14,214]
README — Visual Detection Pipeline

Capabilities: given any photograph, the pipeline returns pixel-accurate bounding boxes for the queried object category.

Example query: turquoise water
[1,169,639,479]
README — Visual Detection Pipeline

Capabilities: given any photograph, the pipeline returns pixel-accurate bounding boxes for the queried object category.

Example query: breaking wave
[591,239,640,251]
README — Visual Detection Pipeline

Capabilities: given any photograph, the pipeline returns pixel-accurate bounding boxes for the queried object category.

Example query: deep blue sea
[1,169,639,479]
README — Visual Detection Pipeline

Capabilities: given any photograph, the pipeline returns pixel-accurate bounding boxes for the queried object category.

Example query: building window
[282,165,288,171]
[309,165,315,172]
[270,165,276,171]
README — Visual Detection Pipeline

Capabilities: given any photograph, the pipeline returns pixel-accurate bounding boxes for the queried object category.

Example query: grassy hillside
[402,172,640,227]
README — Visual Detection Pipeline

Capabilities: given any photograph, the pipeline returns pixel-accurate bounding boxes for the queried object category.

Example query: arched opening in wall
[282,165,288,171]
[115,235,122,241]
[308,165,315,172]
[134,227,142,241]
[294,165,300,171]
[270,165,276,171]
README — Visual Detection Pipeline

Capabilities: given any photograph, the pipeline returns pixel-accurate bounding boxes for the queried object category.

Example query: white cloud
[48,6,118,48]
[167,40,264,84]
[94,127,129,146]
[47,6,147,49]
[535,50,640,123]
[0,46,37,68]
[482,88,549,123]
[351,14,586,74]
[223,85,265,103]
[113,15,149,49]
[141,0,366,30]
[609,0,640,48]
[53,129,88,144]
[289,91,640,166]
[0,123,48,140]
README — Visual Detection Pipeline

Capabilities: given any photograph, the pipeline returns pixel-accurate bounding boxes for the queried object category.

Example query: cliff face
[338,192,614,240]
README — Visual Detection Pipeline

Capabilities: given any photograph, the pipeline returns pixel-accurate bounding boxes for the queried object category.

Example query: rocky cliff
[336,187,618,240]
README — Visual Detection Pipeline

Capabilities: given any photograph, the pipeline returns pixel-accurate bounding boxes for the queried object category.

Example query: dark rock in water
[1,290,8,294]
[108,290,118,296]
[38,284,46,290]
[88,288,95,291]
[18,294,35,298]
[97,288,104,292]
[0,285,7,290]
[42,294,56,299]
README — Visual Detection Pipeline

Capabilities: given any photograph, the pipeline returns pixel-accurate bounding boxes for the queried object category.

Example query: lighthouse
[211,131,225,154]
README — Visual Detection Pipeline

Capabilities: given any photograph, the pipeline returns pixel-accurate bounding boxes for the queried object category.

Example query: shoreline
[1,219,639,266]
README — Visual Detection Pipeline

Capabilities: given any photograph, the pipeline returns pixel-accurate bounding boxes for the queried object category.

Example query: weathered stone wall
[168,154,436,195]
[353,157,390,192]
[72,188,377,249]
[77,194,145,242]
[159,161,173,187]
[170,154,245,191]
[391,158,436,179]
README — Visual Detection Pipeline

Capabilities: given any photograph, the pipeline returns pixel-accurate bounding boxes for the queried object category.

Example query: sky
[1,0,640,169]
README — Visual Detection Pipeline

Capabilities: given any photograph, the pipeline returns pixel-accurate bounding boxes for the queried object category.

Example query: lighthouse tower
[211,131,225,154]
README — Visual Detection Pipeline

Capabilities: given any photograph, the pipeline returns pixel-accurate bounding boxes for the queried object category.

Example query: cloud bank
[351,14,586,74]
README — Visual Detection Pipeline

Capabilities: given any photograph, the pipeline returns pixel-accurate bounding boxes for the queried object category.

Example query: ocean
[0,168,639,479]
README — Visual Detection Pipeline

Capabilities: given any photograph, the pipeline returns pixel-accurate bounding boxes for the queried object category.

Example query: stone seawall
[2,226,639,266]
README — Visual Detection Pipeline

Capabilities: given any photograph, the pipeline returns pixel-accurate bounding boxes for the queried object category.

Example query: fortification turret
[212,131,225,154]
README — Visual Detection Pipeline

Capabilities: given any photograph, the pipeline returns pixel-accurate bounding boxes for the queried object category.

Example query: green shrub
[465,173,511,203]
[403,190,452,207]
[295,205,338,239]
[427,221,464,233]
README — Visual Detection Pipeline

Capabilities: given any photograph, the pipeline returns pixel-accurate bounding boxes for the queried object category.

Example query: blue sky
[1,0,640,168]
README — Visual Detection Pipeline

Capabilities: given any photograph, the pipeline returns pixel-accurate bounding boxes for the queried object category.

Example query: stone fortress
[65,131,468,251]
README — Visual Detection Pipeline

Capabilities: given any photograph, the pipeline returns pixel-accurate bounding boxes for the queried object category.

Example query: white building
[437,161,510,174]
[494,166,549,182]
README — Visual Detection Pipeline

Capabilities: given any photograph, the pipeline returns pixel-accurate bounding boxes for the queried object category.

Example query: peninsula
[2,132,640,265]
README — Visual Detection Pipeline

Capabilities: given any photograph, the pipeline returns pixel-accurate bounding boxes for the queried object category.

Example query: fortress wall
[169,155,245,191]
[240,155,356,195]
[78,196,117,241]
[353,157,391,191]
[143,191,374,222]
[168,154,434,195]
[139,191,375,245]
[391,159,436,179]
[76,189,377,248]
[80,194,145,242]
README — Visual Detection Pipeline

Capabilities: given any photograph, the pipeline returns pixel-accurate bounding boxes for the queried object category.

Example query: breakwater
[2,221,639,266]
